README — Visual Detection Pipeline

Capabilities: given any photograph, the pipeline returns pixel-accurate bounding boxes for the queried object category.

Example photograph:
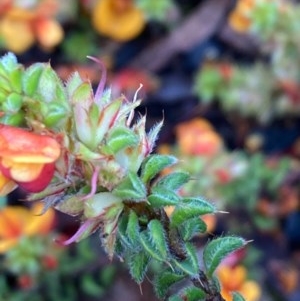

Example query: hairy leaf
[178,217,207,241]
[179,286,206,301]
[203,237,246,277]
[148,219,169,259]
[127,252,150,283]
[154,271,185,298]
[126,210,140,245]
[106,126,138,153]
[154,171,190,191]
[141,154,178,183]
[171,197,216,227]
[148,187,180,208]
[113,172,146,201]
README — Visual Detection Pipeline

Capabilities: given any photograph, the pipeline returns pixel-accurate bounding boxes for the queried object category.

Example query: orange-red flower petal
[0,125,61,164]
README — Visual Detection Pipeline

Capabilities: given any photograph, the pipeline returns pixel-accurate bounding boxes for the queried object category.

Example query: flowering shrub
[0,0,64,53]
[195,0,300,124]
[0,52,249,301]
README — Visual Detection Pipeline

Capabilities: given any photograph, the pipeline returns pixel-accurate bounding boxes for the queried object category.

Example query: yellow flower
[0,204,55,253]
[0,125,61,194]
[218,265,261,301]
[92,0,145,42]
[0,5,63,53]
[228,0,256,32]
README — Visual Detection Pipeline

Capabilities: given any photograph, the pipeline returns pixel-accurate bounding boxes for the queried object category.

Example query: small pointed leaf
[141,154,178,183]
[185,243,199,275]
[140,231,165,262]
[107,126,138,153]
[178,217,207,241]
[203,236,246,277]
[117,213,133,249]
[22,63,44,96]
[180,286,206,301]
[148,219,169,259]
[113,172,146,201]
[126,210,140,245]
[148,187,180,208]
[127,252,151,283]
[154,271,185,298]
[155,171,190,191]
[171,198,216,227]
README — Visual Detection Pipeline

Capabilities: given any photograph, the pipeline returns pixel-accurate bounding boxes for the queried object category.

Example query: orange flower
[92,0,145,41]
[0,4,63,53]
[0,125,61,194]
[218,265,261,301]
[175,118,223,156]
[0,204,55,253]
[228,0,256,32]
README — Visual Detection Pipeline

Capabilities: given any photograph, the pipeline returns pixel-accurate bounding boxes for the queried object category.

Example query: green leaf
[147,120,163,147]
[179,286,206,301]
[127,252,151,283]
[22,63,44,96]
[171,197,216,227]
[1,93,22,112]
[0,52,18,73]
[203,236,246,277]
[154,271,185,298]
[141,154,178,183]
[155,171,190,191]
[71,81,92,102]
[179,217,207,241]
[126,210,140,245]
[8,67,23,93]
[172,259,198,277]
[44,101,70,127]
[148,187,180,208]
[140,231,165,262]
[171,242,199,276]
[113,172,146,201]
[148,219,169,259]
[37,64,65,103]
[185,243,199,274]
[107,126,138,153]
[0,111,25,126]
[117,213,133,249]
[232,292,246,301]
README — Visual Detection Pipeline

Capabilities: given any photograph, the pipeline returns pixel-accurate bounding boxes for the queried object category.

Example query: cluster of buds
[0,52,247,301]
[0,52,162,253]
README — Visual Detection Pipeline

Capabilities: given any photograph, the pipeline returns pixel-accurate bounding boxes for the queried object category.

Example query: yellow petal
[1,159,44,182]
[92,0,145,41]
[0,237,18,253]
[0,9,35,53]
[23,204,55,236]
[239,280,261,301]
[228,11,251,32]
[0,171,17,196]
[35,18,64,49]
[0,206,31,238]
[218,265,247,291]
